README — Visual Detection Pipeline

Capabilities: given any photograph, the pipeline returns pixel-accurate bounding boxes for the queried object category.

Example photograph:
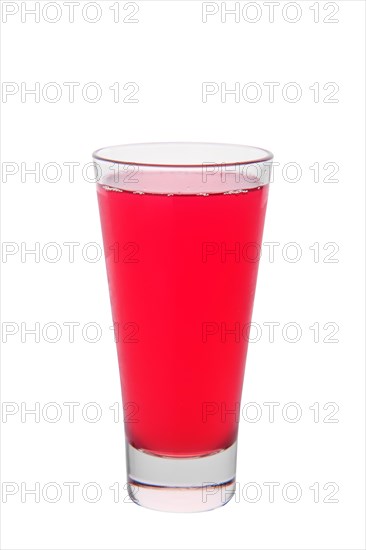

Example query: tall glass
[93,143,273,512]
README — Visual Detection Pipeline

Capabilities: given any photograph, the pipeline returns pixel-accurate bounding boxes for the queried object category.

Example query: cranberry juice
[97,184,269,457]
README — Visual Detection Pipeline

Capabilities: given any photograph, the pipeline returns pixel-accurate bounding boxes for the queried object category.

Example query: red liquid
[98,184,269,457]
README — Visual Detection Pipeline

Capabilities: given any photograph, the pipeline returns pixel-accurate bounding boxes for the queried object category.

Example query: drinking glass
[93,143,273,512]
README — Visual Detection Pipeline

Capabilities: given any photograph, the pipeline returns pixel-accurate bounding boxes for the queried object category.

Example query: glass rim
[92,142,273,169]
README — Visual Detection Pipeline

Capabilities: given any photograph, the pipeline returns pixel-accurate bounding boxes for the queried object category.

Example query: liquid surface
[97,185,269,457]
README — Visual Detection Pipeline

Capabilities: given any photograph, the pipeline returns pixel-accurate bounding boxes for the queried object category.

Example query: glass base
[126,442,237,512]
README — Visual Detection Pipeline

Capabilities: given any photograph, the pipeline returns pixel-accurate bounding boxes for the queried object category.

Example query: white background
[1,1,365,549]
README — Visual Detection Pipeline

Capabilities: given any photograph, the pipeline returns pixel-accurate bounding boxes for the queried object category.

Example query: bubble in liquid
[224,189,241,195]
[103,185,123,193]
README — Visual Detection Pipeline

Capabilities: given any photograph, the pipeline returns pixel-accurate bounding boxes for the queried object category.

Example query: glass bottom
[126,441,237,512]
